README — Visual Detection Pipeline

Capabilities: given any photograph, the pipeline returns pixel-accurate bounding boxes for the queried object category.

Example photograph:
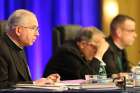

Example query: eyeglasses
[20,26,39,32]
[121,27,135,33]
[87,42,97,49]
[12,25,39,32]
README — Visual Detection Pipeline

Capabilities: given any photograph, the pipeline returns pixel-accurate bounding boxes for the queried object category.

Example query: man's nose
[35,30,39,36]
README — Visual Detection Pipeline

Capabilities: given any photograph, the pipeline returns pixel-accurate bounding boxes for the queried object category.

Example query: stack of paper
[57,79,118,90]
[14,79,119,90]
[81,83,118,89]
[60,79,86,85]
[55,79,86,89]
[14,83,68,91]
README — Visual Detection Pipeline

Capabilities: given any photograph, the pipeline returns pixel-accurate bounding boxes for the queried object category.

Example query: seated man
[0,9,60,89]
[43,27,109,80]
[103,14,137,78]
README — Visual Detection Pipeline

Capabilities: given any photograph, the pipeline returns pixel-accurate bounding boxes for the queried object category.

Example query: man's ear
[116,28,122,38]
[15,26,21,36]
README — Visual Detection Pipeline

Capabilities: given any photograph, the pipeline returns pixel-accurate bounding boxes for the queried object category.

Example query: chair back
[52,25,81,53]
[0,21,7,36]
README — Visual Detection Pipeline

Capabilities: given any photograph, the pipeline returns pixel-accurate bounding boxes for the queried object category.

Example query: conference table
[1,79,140,93]
[1,87,140,93]
[1,85,140,93]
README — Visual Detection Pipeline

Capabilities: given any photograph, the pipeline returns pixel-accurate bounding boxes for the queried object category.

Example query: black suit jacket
[103,37,130,77]
[0,34,31,89]
[43,40,101,80]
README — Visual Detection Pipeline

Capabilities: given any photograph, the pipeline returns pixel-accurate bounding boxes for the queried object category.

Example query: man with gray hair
[0,9,60,89]
[43,27,109,80]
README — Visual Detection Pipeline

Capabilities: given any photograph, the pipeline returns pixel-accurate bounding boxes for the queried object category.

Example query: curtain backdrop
[0,0,101,80]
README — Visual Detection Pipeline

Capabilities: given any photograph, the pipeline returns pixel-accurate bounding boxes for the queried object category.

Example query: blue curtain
[0,0,101,80]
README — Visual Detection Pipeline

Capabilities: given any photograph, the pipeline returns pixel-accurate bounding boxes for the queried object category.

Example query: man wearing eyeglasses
[103,14,137,79]
[43,27,109,80]
[0,9,60,89]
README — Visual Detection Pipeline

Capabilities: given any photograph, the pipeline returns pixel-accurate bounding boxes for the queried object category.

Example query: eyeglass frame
[11,25,39,32]
[120,26,136,33]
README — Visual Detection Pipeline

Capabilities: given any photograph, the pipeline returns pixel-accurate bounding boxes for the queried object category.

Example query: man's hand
[33,73,60,86]
[94,38,109,60]
[46,73,60,82]
[112,73,126,88]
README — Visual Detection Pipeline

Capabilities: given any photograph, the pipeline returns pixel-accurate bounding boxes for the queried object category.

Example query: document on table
[81,83,119,90]
[57,79,119,90]
[14,79,119,90]
[13,83,68,91]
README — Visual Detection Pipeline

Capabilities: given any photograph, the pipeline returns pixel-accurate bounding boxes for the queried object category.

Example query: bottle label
[99,75,107,80]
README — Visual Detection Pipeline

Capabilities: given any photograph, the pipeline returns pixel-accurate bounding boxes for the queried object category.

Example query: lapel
[108,37,123,72]
[4,34,31,81]
[19,50,32,80]
[11,49,31,81]
[114,53,122,71]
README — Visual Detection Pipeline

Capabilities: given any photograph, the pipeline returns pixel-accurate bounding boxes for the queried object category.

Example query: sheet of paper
[14,83,68,91]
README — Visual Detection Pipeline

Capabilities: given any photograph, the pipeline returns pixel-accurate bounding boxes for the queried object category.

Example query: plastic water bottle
[98,61,107,82]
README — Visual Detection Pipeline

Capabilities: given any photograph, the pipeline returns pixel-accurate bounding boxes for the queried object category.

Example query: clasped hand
[33,73,60,85]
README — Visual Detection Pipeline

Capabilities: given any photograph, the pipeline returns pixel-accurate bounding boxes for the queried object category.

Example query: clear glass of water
[125,73,134,87]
